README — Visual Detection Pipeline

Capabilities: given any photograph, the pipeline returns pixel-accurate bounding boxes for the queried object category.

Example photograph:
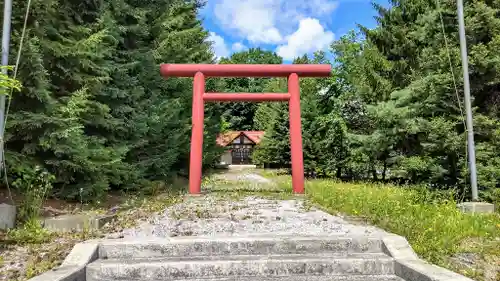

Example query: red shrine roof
[216,131,265,147]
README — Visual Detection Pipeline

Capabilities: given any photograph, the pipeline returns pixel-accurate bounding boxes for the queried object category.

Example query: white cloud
[212,0,338,45]
[232,42,246,52]
[214,0,283,44]
[311,0,339,15]
[276,18,334,60]
[207,32,230,59]
[281,0,339,19]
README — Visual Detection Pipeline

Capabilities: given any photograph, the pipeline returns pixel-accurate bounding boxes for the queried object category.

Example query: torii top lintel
[160,64,332,78]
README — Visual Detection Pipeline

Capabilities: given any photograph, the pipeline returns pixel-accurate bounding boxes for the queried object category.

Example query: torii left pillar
[160,64,332,195]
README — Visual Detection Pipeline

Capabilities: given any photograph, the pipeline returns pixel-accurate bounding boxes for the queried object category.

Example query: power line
[435,0,466,126]
[435,0,470,193]
[3,0,33,132]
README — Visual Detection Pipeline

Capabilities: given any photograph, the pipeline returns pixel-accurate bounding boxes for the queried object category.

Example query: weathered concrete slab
[86,253,396,280]
[43,214,88,232]
[90,276,405,281]
[382,234,475,281]
[92,214,117,229]
[457,201,495,214]
[26,241,99,281]
[0,203,16,230]
[43,214,117,232]
[97,235,384,258]
[26,233,477,281]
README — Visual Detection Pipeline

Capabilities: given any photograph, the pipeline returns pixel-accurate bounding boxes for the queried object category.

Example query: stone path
[212,170,272,184]
[120,195,390,239]
[28,169,476,281]
[202,169,280,192]
[118,170,389,239]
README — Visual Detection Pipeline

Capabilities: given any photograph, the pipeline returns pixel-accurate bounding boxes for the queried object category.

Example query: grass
[306,179,500,280]
[0,182,185,281]
[202,168,294,198]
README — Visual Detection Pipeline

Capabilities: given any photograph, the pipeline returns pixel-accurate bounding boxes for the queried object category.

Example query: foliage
[0,66,22,94]
[215,48,283,130]
[4,0,222,201]
[308,180,500,280]
[11,165,55,223]
[6,219,54,244]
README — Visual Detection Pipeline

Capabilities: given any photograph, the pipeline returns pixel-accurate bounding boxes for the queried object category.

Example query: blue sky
[199,0,390,62]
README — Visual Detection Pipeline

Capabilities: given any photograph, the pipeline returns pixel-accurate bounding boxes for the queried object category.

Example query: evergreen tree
[3,0,222,201]
[217,48,283,130]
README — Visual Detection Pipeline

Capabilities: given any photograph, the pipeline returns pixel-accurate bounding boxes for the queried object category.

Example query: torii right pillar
[288,73,305,194]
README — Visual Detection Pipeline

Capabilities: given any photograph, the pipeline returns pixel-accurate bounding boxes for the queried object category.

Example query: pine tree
[4,0,223,201]
[217,48,283,130]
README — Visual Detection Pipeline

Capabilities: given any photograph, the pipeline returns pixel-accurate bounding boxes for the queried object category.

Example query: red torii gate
[160,64,331,195]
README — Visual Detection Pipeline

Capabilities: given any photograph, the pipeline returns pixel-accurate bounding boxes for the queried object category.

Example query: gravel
[119,196,388,239]
[117,171,389,239]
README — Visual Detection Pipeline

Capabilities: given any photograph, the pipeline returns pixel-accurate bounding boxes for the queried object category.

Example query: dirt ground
[0,187,129,217]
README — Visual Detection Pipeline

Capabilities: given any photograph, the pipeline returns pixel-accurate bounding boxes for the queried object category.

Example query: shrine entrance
[160,64,331,194]
[228,132,258,165]
[231,147,252,165]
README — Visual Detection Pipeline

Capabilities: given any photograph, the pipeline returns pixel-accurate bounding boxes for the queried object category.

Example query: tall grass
[307,180,500,266]
[11,166,55,224]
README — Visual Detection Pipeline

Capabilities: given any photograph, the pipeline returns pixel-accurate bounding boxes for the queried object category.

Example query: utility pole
[0,0,12,175]
[457,0,479,201]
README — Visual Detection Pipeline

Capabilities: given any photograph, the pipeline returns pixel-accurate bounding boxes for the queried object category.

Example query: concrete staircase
[85,235,405,281]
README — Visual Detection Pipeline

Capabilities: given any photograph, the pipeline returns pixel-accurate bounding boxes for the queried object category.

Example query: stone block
[0,203,17,230]
[457,202,495,214]
[26,241,99,281]
[91,214,117,229]
[86,253,396,280]
[88,275,405,281]
[43,214,89,232]
[43,214,117,232]
[98,235,384,259]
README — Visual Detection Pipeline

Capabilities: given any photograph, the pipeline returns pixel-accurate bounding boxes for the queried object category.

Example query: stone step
[86,253,395,280]
[91,275,405,281]
[98,235,384,259]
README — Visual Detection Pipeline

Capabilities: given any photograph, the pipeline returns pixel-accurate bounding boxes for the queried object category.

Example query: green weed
[307,180,500,280]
